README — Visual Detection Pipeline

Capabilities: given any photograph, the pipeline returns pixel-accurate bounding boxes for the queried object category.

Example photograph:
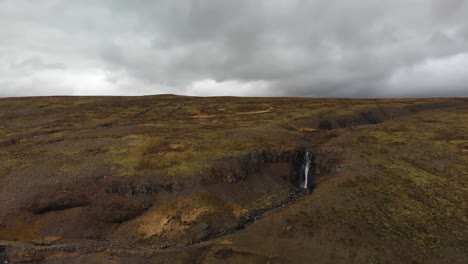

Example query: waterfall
[302,152,311,189]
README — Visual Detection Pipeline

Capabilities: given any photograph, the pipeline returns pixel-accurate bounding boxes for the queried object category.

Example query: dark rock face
[208,148,299,184]
[105,184,158,196]
[291,149,342,189]
[0,146,342,251]
[207,147,342,189]
[0,245,8,264]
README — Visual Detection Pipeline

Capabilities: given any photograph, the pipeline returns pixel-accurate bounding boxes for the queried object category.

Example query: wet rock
[0,245,8,264]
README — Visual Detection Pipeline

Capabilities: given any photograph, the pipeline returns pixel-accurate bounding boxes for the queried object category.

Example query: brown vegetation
[0,96,467,263]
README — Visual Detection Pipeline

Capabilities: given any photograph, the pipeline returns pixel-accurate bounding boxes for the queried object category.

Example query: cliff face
[7,147,343,248]
[0,96,467,263]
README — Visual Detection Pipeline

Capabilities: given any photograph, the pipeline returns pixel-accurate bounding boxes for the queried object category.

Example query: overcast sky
[1,0,467,98]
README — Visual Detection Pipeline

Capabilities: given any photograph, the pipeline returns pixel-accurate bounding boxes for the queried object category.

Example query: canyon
[0,96,467,263]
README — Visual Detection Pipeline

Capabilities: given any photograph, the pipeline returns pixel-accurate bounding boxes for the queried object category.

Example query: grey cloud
[0,0,467,98]
[12,56,66,71]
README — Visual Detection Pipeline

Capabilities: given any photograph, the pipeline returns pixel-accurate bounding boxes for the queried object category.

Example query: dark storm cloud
[1,0,467,97]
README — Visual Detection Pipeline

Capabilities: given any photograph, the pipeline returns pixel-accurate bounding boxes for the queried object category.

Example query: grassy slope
[1,96,463,180]
[201,106,468,263]
[0,96,467,263]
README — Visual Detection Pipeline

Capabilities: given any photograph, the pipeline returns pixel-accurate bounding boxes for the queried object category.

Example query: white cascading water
[302,152,311,189]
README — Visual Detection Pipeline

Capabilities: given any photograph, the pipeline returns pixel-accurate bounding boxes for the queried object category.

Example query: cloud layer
[1,0,467,97]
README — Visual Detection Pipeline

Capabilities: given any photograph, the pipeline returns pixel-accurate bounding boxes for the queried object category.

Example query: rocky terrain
[0,96,467,263]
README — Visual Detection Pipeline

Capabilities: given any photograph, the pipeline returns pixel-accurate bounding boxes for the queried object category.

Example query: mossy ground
[0,96,467,263]
[212,105,467,263]
[1,96,463,180]
[340,108,468,258]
